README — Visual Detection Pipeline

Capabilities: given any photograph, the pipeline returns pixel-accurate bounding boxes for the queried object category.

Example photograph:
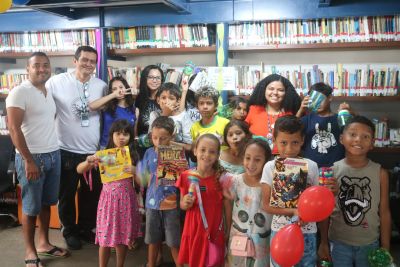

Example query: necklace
[265,106,281,148]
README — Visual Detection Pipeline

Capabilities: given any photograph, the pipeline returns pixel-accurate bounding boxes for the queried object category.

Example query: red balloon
[298,185,335,222]
[271,224,304,267]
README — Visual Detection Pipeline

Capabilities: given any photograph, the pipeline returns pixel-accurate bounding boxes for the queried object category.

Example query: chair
[0,135,18,226]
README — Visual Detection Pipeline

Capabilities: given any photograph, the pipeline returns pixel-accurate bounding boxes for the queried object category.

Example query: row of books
[107,66,141,89]
[106,24,210,49]
[235,64,399,96]
[229,15,400,46]
[0,30,96,53]
[0,115,8,135]
[373,118,390,147]
[0,73,28,91]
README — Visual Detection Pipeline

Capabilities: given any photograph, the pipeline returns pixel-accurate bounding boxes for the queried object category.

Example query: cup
[337,109,352,128]
[308,90,326,113]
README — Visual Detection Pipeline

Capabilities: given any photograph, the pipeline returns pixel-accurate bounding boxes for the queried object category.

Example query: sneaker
[65,235,82,250]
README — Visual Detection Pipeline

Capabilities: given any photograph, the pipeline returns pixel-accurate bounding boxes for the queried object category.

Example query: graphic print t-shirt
[301,113,344,167]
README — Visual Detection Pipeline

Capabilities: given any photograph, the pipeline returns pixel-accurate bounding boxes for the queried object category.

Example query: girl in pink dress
[77,119,141,267]
[177,133,226,267]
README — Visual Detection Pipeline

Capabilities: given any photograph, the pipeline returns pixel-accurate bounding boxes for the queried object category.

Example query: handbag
[230,234,255,257]
[193,180,224,267]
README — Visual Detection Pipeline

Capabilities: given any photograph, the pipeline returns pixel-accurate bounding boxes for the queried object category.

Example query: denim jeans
[270,230,316,267]
[15,150,61,216]
[330,239,379,267]
[58,149,102,238]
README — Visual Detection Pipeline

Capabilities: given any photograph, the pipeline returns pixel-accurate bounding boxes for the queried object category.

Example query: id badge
[81,113,90,127]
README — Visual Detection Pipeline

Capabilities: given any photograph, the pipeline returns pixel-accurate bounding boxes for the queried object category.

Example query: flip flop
[25,258,44,267]
[37,246,69,258]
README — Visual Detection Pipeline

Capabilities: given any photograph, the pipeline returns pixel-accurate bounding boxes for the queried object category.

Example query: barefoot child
[77,119,141,267]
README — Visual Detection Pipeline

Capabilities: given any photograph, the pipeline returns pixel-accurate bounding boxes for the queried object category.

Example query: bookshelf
[332,96,400,102]
[109,46,216,56]
[0,51,76,58]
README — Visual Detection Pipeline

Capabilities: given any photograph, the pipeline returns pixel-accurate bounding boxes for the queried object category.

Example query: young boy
[190,86,229,143]
[141,116,183,267]
[148,82,193,147]
[296,82,347,167]
[261,115,319,267]
[318,115,391,266]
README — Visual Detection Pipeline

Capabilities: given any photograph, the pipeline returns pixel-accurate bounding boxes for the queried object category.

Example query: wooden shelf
[0,51,76,58]
[332,96,400,102]
[0,93,8,99]
[229,41,400,52]
[109,46,216,56]
[370,147,400,153]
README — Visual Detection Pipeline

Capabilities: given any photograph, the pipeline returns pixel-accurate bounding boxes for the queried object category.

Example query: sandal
[25,258,43,267]
[37,246,69,258]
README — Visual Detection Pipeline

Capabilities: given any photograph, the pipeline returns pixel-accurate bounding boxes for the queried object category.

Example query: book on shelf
[107,66,141,89]
[106,24,210,50]
[0,29,96,53]
[0,73,29,92]
[229,15,400,47]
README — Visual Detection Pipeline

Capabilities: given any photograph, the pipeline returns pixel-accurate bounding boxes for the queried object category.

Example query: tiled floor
[0,217,399,266]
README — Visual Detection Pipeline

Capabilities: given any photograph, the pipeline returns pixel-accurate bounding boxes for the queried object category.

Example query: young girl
[77,120,141,267]
[231,97,249,121]
[89,77,139,149]
[245,74,301,153]
[177,134,225,267]
[223,139,272,267]
[219,120,251,174]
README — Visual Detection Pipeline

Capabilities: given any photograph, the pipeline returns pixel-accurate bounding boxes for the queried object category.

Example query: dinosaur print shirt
[301,113,345,167]
[261,157,319,233]
[329,159,381,246]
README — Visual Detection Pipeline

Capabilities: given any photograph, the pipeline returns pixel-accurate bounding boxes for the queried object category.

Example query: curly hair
[248,74,301,114]
[195,86,220,107]
[105,77,136,117]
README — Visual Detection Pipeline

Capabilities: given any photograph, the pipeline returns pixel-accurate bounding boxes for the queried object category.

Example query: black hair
[184,74,197,108]
[223,120,251,146]
[309,82,333,97]
[106,119,139,164]
[244,138,272,162]
[343,115,375,135]
[248,74,301,114]
[151,116,175,135]
[156,82,181,100]
[135,65,164,110]
[74,46,98,62]
[27,52,49,65]
[194,133,221,171]
[230,97,249,111]
[195,86,219,107]
[105,77,135,117]
[273,115,304,138]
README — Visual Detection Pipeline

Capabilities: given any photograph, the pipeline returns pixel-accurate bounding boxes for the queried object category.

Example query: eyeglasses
[83,82,90,98]
[147,76,162,81]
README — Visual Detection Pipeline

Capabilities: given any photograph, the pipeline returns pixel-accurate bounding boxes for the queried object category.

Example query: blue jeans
[15,150,61,216]
[330,239,379,267]
[270,230,316,267]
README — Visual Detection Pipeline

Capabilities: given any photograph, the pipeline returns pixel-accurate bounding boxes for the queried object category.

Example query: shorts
[15,150,61,216]
[145,208,181,248]
[330,239,379,267]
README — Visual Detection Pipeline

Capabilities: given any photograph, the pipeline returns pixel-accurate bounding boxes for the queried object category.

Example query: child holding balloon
[318,116,392,267]
[260,115,319,267]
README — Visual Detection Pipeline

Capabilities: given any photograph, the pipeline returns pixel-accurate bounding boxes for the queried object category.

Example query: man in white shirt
[7,52,68,267]
[46,46,107,250]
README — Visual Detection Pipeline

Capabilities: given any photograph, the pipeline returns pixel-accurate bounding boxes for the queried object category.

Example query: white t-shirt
[260,157,319,233]
[6,80,59,154]
[46,72,107,154]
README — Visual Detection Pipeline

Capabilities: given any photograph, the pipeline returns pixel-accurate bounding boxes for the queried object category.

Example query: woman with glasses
[135,65,164,137]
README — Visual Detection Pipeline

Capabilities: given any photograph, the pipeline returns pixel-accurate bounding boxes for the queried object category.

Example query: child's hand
[181,193,195,210]
[112,88,125,99]
[300,96,310,110]
[317,241,332,262]
[326,178,339,196]
[123,165,136,174]
[181,76,189,92]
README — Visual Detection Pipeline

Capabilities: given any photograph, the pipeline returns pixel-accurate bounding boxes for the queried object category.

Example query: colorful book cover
[95,146,132,183]
[156,145,188,186]
[270,157,309,209]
